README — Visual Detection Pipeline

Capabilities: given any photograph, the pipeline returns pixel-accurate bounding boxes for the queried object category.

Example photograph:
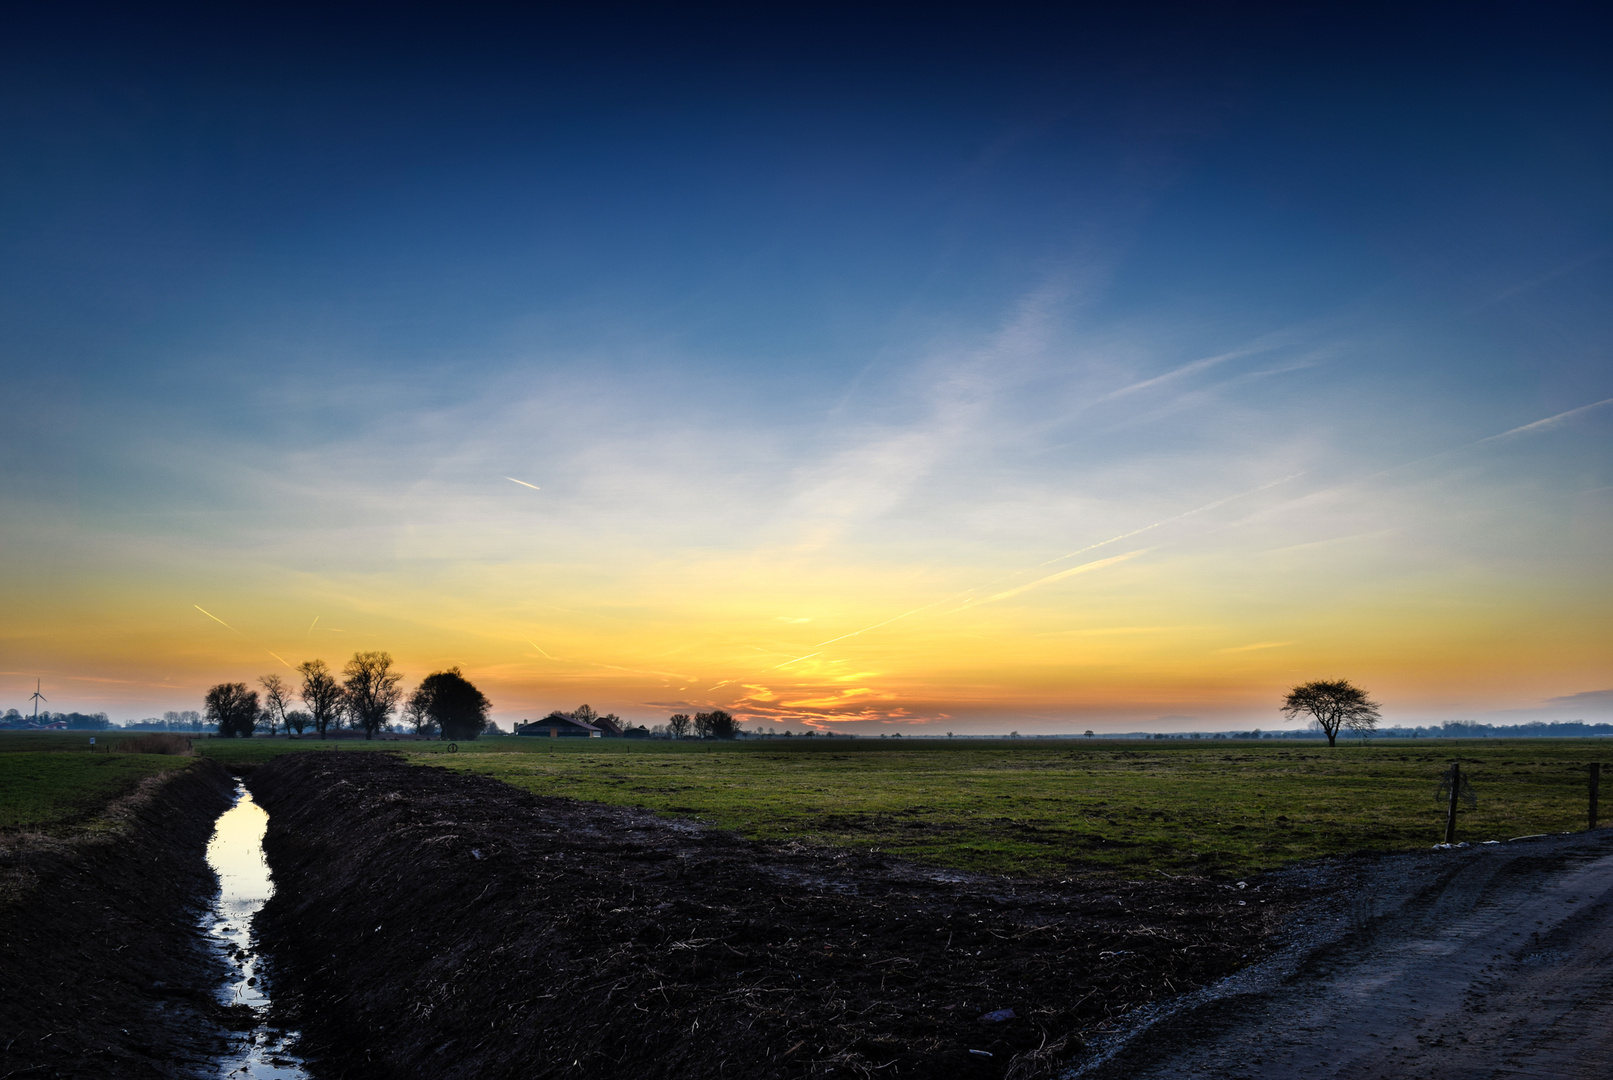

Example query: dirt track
[1066,829,1613,1079]
[245,752,1315,1080]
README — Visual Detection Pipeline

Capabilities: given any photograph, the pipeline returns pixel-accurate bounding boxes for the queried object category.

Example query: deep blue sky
[3,3,1611,727]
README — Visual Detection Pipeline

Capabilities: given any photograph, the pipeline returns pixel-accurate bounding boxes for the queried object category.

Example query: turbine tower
[28,679,46,723]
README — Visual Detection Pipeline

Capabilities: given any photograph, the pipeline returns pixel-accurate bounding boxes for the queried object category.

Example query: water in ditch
[205,782,310,1080]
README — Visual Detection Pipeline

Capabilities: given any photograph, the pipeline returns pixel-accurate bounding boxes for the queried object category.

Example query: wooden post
[1591,763,1601,831]
[1445,762,1460,844]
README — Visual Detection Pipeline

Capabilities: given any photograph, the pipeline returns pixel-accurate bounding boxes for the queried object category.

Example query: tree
[402,685,437,737]
[694,710,737,739]
[342,651,404,740]
[667,713,691,739]
[413,667,490,741]
[1281,679,1381,748]
[205,683,260,739]
[259,673,293,736]
[297,659,344,739]
[285,709,311,737]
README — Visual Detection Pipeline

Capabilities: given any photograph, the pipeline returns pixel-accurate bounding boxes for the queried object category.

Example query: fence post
[1445,762,1460,844]
[1591,763,1601,831]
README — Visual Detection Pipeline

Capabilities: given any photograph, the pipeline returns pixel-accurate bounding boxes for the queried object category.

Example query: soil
[1066,828,1613,1079]
[0,758,239,1079]
[245,752,1318,1080]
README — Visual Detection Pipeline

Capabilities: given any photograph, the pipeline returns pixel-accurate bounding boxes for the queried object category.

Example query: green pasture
[7,731,1606,877]
[0,742,194,831]
[422,737,1607,878]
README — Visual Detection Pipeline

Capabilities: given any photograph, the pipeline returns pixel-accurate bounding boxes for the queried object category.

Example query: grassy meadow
[0,731,196,831]
[6,731,1606,877]
[415,737,1607,877]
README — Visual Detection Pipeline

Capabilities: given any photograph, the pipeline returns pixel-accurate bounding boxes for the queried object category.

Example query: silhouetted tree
[415,667,490,741]
[206,683,260,739]
[667,713,692,739]
[402,685,437,737]
[1281,679,1381,747]
[694,710,737,739]
[258,673,293,736]
[297,659,344,739]
[342,651,404,740]
[285,709,311,737]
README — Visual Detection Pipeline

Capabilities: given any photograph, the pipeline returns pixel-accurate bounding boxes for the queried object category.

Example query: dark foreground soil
[0,758,237,1079]
[1066,826,1613,1080]
[247,752,1321,1080]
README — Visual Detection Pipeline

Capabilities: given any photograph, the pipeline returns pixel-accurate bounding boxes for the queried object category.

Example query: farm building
[515,712,604,738]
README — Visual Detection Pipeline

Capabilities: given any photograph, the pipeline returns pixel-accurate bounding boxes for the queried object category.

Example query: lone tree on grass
[414,667,491,741]
[1281,679,1381,747]
[694,710,737,739]
[342,651,403,740]
[258,673,293,736]
[402,684,437,737]
[296,659,344,739]
[205,682,260,738]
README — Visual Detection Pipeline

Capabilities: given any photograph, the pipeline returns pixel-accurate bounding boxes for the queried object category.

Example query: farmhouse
[515,712,604,738]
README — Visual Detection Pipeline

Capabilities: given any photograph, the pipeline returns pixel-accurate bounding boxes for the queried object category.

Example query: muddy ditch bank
[0,758,238,1079]
[246,752,1334,1080]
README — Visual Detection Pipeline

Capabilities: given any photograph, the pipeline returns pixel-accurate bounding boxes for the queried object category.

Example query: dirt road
[1067,829,1613,1079]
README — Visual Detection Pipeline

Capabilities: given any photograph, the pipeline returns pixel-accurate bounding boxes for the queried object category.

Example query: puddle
[205,782,310,1080]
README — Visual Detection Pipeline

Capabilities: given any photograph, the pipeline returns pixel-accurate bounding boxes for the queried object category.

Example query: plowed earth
[248,752,1325,1080]
[0,759,238,1080]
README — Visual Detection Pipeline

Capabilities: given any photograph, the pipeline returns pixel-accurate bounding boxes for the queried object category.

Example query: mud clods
[248,753,1312,1079]
[0,759,237,1079]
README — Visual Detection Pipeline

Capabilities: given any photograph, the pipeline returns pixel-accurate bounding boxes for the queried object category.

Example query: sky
[1,3,1610,732]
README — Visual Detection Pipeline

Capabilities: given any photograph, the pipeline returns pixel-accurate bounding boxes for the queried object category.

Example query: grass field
[0,740,195,831]
[418,738,1609,877]
[8,731,1605,877]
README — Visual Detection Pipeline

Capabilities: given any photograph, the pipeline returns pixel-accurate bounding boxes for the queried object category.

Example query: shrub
[118,733,192,755]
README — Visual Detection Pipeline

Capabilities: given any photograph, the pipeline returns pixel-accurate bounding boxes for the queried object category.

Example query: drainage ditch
[204,781,310,1080]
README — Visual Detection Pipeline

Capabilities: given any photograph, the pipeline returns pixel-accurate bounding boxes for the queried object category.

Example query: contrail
[307,615,319,636]
[980,549,1152,604]
[1478,397,1613,443]
[764,651,822,672]
[810,474,1300,650]
[525,638,558,660]
[1032,475,1301,570]
[506,477,541,490]
[194,605,237,632]
[267,651,294,669]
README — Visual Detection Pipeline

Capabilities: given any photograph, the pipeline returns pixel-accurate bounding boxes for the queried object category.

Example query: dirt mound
[0,758,237,1079]
[248,752,1320,1079]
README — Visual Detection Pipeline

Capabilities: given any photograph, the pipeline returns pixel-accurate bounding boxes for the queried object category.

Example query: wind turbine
[28,679,46,723]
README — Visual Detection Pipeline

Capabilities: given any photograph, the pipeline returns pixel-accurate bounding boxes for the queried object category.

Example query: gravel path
[1065,829,1613,1079]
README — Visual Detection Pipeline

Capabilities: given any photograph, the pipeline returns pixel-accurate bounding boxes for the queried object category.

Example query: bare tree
[402,685,436,737]
[205,683,260,739]
[667,713,691,739]
[258,673,293,736]
[342,651,403,740]
[296,659,344,739]
[1281,679,1381,747]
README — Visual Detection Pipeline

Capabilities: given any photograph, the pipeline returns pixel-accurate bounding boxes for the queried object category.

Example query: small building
[515,712,603,738]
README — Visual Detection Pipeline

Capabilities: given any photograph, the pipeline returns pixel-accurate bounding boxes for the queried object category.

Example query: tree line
[204,652,493,740]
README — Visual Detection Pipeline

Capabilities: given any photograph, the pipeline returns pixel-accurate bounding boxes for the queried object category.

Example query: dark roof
[516,714,600,735]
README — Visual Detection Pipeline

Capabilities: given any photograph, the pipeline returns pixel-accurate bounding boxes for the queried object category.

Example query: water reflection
[205,783,309,1080]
